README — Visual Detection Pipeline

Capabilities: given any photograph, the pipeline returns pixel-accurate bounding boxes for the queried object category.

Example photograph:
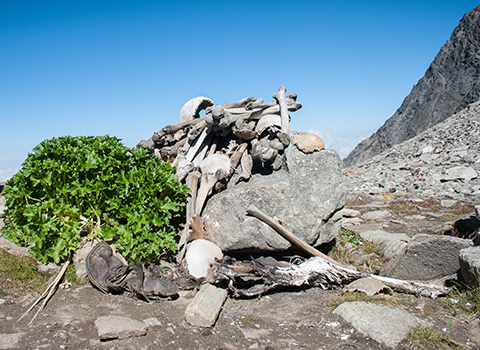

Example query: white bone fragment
[195,154,231,215]
[179,97,214,123]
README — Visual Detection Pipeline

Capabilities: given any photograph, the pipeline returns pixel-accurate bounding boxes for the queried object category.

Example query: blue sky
[1,1,479,181]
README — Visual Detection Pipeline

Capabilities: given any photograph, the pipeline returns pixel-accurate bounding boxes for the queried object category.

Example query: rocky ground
[1,103,480,349]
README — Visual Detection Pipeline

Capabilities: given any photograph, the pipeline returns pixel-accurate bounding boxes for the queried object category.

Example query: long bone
[195,154,231,216]
[260,102,302,117]
[185,125,211,163]
[222,97,256,109]
[237,149,253,183]
[176,170,201,262]
[273,85,290,135]
[157,117,205,139]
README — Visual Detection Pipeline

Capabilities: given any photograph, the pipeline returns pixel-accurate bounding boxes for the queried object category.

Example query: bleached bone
[237,149,253,183]
[273,85,290,135]
[286,92,297,103]
[244,98,264,110]
[255,114,282,135]
[192,134,212,167]
[251,138,278,163]
[176,163,194,183]
[291,133,326,153]
[177,170,201,263]
[188,119,207,140]
[195,154,231,215]
[260,102,302,117]
[158,118,205,139]
[222,97,256,109]
[185,239,223,279]
[158,137,187,159]
[211,105,225,120]
[179,96,214,123]
[185,126,211,163]
[233,126,257,140]
[245,100,277,111]
[227,143,248,178]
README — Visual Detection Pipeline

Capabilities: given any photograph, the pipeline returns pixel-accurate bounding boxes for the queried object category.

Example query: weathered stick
[16,260,70,326]
[246,204,341,265]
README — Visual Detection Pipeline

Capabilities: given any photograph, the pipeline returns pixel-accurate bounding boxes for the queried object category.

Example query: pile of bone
[138,86,304,261]
[138,86,302,218]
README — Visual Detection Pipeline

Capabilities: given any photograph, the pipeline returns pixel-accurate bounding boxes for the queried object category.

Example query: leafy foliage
[2,135,188,264]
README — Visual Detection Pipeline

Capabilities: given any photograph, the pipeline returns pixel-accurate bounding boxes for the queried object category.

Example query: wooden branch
[246,205,342,266]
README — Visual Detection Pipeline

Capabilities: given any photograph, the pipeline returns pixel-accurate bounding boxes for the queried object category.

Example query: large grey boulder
[459,246,480,286]
[381,234,473,280]
[203,147,345,252]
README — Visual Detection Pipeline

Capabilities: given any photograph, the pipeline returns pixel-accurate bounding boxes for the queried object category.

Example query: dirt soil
[0,276,479,349]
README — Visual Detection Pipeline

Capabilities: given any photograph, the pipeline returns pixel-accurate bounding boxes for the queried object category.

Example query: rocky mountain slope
[344,4,480,167]
[344,100,480,199]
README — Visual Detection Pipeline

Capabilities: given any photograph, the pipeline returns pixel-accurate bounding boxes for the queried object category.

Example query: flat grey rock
[460,246,480,287]
[0,237,31,258]
[0,333,26,350]
[362,210,391,221]
[94,315,149,340]
[359,230,410,259]
[333,301,421,348]
[382,234,472,280]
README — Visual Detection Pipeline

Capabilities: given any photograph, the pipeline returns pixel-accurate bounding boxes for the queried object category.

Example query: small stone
[184,283,228,327]
[362,210,391,221]
[143,317,162,327]
[441,199,457,208]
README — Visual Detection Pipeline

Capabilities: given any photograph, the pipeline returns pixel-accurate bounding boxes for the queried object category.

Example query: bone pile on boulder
[138,86,309,260]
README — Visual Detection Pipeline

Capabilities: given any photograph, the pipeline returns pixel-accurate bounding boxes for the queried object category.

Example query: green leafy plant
[2,135,189,264]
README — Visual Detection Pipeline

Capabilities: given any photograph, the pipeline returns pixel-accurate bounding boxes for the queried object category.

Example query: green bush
[2,135,189,264]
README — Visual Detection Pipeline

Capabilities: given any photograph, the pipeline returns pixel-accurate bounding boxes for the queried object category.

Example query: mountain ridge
[343,4,480,167]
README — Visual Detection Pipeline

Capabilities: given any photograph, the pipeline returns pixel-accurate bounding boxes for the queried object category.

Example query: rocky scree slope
[344,101,480,199]
[344,4,480,167]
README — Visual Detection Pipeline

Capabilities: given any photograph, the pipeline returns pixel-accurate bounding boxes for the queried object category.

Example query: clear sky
[2,1,479,181]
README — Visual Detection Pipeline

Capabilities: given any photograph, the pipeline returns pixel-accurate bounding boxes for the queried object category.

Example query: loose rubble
[344,101,480,199]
